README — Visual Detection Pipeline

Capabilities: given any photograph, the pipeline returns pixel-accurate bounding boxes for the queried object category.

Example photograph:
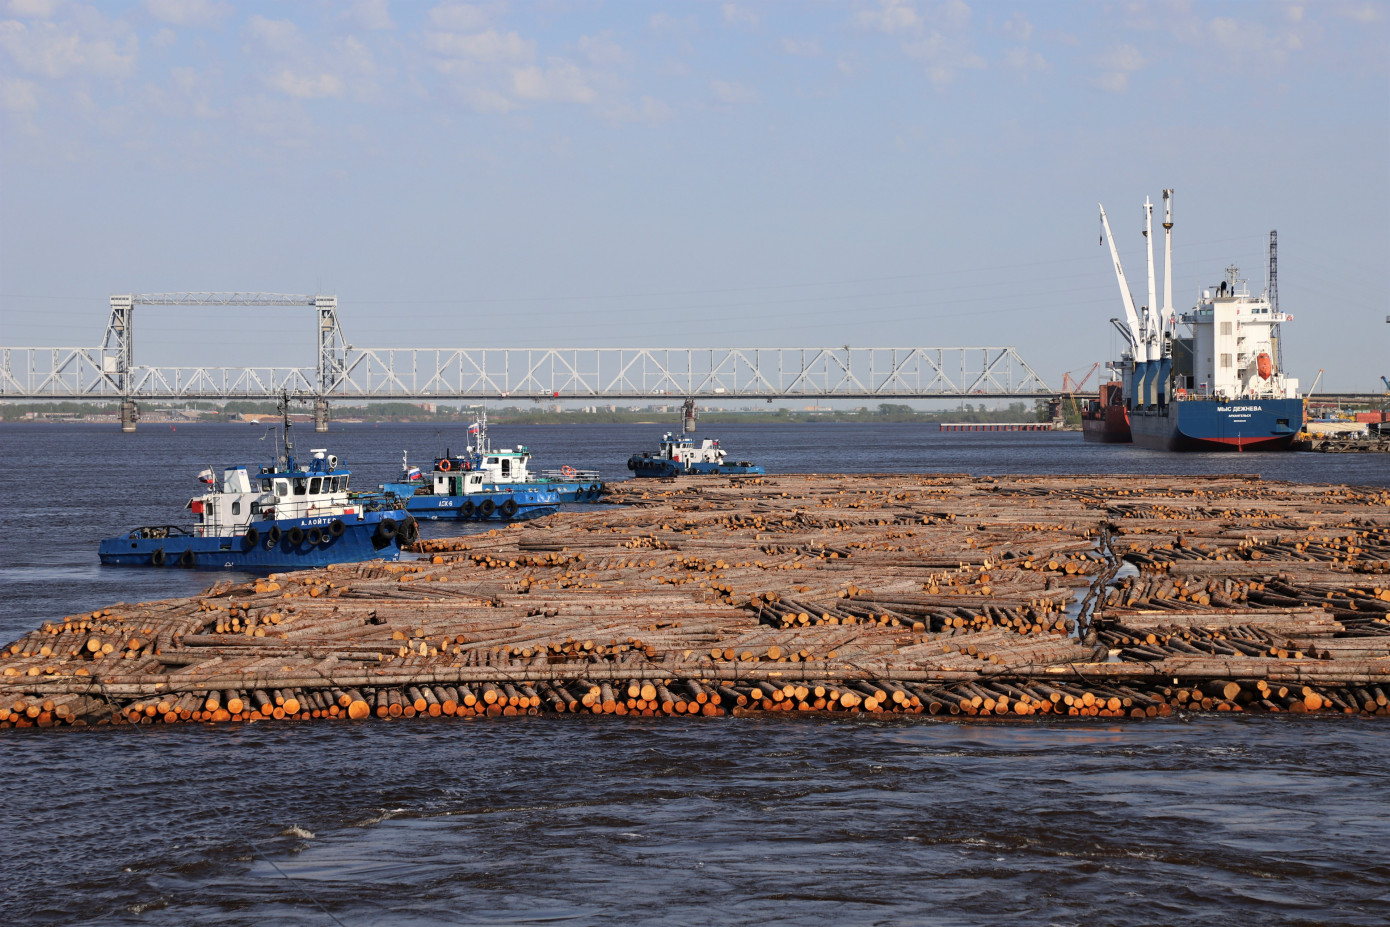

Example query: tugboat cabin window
[309,477,322,494]
[294,478,307,496]
[260,479,274,492]
[275,480,290,497]
[232,501,241,515]
[501,459,511,475]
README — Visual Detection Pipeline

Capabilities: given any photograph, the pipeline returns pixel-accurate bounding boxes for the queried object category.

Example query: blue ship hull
[384,480,602,506]
[1130,398,1302,451]
[629,458,766,478]
[383,483,562,521]
[99,511,412,570]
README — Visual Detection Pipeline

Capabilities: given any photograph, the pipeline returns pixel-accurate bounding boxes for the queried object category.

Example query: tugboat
[627,432,764,477]
[381,451,562,522]
[99,395,417,569]
[380,412,601,519]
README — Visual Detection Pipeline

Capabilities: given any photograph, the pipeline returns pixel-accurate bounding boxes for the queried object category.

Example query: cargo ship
[1095,189,1301,451]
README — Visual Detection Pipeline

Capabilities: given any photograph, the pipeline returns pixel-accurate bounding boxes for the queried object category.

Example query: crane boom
[1099,204,1143,354]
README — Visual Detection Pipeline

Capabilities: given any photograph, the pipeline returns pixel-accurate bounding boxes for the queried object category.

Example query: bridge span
[1,293,1055,431]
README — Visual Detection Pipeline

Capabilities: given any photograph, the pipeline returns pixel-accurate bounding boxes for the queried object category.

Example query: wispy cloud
[710,78,756,105]
[145,0,231,29]
[1094,43,1144,93]
[780,37,822,57]
[0,17,138,80]
[513,59,595,104]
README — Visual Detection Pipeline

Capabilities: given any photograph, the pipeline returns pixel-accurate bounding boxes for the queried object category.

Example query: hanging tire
[462,499,475,517]
[151,548,166,567]
[177,549,195,568]
[398,518,419,545]
[627,459,636,470]
[589,483,601,497]
[307,527,323,545]
[499,498,518,519]
[288,526,305,546]
[375,518,398,541]
[329,518,346,537]
[265,525,282,547]
[243,526,260,549]
[478,498,496,518]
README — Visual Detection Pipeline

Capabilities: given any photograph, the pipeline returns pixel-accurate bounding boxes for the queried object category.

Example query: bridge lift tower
[102,293,343,432]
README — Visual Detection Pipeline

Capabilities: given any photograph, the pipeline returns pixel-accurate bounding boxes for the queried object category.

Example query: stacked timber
[3,473,1389,728]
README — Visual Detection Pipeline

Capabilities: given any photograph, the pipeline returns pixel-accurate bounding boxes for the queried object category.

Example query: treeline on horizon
[3,400,1053,425]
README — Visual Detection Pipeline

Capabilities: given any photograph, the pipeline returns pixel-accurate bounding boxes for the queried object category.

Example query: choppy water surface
[2,423,1388,926]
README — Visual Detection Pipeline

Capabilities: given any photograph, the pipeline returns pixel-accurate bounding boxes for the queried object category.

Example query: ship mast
[1161,189,1174,331]
[1143,196,1158,363]
[278,390,295,470]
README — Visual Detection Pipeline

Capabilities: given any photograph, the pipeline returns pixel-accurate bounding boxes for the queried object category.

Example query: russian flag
[467,422,480,435]
[197,468,215,483]
[407,466,422,480]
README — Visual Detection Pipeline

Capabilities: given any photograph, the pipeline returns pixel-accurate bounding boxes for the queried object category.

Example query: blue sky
[1,0,1386,392]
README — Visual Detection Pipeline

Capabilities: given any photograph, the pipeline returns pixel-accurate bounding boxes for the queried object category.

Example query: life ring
[561,465,576,477]
[499,498,518,519]
[329,518,345,537]
[177,549,195,568]
[478,498,496,518]
[461,461,471,471]
[151,548,166,567]
[287,526,305,546]
[243,526,260,548]
[1176,388,1188,400]
[462,499,476,517]
[438,459,452,471]
[375,517,398,540]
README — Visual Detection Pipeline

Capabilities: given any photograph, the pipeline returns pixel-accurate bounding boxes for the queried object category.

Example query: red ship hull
[1081,383,1132,444]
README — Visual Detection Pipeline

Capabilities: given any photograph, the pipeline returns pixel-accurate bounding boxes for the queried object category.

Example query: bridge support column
[314,398,330,433]
[120,399,139,433]
[682,398,697,432]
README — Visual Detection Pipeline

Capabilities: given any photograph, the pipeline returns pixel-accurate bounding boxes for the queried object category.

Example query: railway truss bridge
[1,293,1056,431]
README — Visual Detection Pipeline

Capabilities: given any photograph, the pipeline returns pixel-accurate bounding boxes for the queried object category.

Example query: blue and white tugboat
[381,412,602,519]
[99,396,417,569]
[381,452,562,522]
[627,432,764,478]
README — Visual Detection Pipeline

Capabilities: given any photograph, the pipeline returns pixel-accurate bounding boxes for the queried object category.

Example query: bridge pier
[120,399,139,433]
[314,398,330,433]
[682,398,697,432]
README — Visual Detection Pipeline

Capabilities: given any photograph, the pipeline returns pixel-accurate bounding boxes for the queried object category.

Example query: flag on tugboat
[406,466,422,480]
[467,422,481,435]
[197,468,215,483]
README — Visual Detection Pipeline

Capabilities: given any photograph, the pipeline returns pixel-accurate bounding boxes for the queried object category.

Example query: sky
[1,0,1386,393]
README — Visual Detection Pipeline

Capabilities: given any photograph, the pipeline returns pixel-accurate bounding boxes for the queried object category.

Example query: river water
[2,423,1388,926]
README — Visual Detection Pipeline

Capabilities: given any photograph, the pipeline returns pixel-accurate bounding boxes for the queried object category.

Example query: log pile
[3,473,1389,728]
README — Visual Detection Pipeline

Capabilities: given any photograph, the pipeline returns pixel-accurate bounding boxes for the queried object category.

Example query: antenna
[1269,230,1283,375]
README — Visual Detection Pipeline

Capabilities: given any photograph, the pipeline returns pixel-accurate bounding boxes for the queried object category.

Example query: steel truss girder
[2,346,1051,400]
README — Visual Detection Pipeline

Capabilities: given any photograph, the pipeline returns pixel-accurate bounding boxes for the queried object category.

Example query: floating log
[4,474,1390,727]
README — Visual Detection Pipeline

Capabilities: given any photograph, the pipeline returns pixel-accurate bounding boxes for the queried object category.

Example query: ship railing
[538,468,602,482]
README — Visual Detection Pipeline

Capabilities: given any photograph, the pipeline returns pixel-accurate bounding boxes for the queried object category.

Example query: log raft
[4,473,1389,727]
